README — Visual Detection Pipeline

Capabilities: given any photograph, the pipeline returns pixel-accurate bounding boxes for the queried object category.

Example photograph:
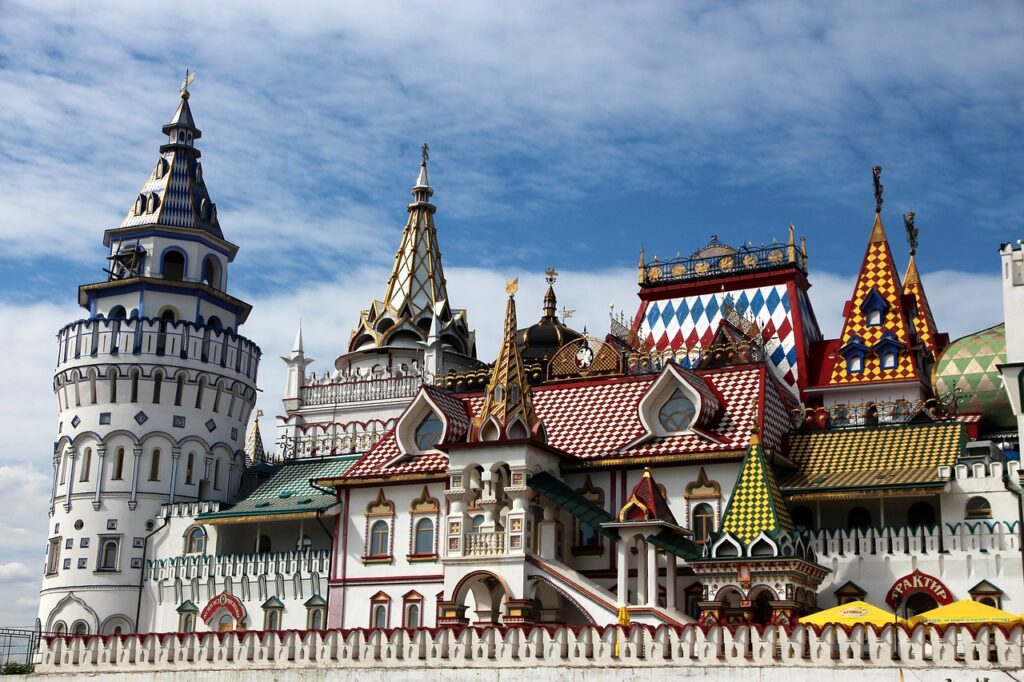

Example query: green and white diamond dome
[933,323,1014,431]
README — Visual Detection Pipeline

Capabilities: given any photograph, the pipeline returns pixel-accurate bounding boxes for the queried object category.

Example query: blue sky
[0,0,1020,624]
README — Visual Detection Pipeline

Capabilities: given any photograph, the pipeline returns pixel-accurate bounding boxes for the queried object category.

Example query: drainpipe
[135,509,171,633]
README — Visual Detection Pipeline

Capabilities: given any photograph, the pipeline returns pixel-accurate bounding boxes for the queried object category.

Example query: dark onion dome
[933,323,1014,431]
[516,283,583,362]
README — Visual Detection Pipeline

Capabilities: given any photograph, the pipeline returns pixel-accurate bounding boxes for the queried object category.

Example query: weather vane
[180,69,196,97]
[421,143,429,163]
[904,212,918,256]
[872,165,884,214]
[560,306,576,323]
[545,267,558,285]
[505,278,519,296]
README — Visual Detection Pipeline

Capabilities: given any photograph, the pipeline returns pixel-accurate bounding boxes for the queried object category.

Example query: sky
[0,0,1021,626]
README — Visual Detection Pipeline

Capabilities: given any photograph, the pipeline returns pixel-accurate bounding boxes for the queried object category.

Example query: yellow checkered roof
[779,422,965,492]
[828,215,920,385]
[720,441,794,545]
[904,256,941,360]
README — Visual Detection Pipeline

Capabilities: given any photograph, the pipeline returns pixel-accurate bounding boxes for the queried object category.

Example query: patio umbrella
[908,599,1021,626]
[801,601,906,627]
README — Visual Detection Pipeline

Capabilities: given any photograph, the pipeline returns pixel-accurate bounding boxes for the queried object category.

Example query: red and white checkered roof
[342,364,781,480]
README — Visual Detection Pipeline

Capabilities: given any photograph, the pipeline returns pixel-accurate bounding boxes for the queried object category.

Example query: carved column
[168,448,181,505]
[616,540,629,606]
[92,445,106,510]
[646,540,659,607]
[129,447,143,511]
[64,450,77,512]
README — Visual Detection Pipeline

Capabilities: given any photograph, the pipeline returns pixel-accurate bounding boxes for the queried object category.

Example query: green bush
[1,661,34,675]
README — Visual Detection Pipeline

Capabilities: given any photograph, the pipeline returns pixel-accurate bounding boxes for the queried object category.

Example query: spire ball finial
[180,69,196,99]
[421,142,429,164]
[872,165,883,214]
[506,278,519,296]
[545,267,558,285]
[904,212,918,256]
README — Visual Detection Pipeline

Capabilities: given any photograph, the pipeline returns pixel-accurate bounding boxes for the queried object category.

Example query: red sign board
[885,570,954,609]
[201,592,246,623]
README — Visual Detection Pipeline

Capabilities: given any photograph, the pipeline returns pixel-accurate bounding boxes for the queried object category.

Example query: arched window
[112,448,125,480]
[58,452,68,485]
[108,306,127,320]
[415,413,443,451]
[202,258,221,289]
[413,518,434,555]
[866,308,881,326]
[207,315,223,331]
[149,449,161,481]
[181,614,194,632]
[152,371,163,404]
[185,527,205,554]
[880,350,897,370]
[692,502,715,544]
[174,375,185,406]
[100,540,118,570]
[908,501,936,528]
[791,505,814,532]
[79,448,92,482]
[471,515,485,533]
[308,608,324,630]
[213,459,221,491]
[185,453,195,484]
[405,603,420,629]
[195,377,205,409]
[658,388,696,432]
[161,250,186,281]
[369,520,390,556]
[217,614,233,632]
[965,496,992,520]
[212,381,223,413]
[847,506,872,530]
[109,370,118,403]
[266,610,280,630]
[130,369,140,402]
[88,371,97,404]
[72,622,88,636]
[847,355,863,373]
[372,604,387,629]
[52,622,66,635]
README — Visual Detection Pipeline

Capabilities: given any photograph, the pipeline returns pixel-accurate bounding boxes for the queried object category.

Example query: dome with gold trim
[933,323,1013,431]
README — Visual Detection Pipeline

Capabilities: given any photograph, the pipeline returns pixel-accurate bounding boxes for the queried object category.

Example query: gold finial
[800,235,808,259]
[180,69,195,99]
[545,267,558,285]
[749,423,761,446]
[872,165,883,214]
[787,224,796,263]
[505,278,519,296]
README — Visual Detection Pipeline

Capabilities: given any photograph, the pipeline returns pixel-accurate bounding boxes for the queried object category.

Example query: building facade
[37,88,1024,637]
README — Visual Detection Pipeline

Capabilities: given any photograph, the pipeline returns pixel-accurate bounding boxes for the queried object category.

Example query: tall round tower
[38,80,261,636]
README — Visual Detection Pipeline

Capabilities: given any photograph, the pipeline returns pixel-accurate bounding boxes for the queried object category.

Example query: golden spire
[787,224,796,263]
[800,234,808,259]
[470,282,544,443]
[637,247,646,285]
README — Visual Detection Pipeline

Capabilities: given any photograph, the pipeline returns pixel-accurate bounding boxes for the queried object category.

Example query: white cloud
[0,562,37,583]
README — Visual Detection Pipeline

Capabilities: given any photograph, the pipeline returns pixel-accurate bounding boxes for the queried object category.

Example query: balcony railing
[299,375,423,407]
[463,531,506,557]
[148,548,331,581]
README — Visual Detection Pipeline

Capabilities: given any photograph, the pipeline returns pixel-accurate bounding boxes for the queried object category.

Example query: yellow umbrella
[908,599,1021,626]
[801,601,906,627]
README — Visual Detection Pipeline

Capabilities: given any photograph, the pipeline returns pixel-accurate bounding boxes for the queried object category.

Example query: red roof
[341,363,783,480]
[619,469,678,523]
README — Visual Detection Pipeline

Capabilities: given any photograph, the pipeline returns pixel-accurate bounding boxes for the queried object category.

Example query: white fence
[36,623,1024,672]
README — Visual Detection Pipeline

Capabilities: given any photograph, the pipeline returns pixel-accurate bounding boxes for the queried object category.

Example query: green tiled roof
[198,455,358,522]
[528,471,620,540]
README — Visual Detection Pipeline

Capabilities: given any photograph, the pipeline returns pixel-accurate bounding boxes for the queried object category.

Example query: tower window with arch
[370,592,390,629]
[152,371,163,404]
[129,369,140,402]
[965,496,992,520]
[413,518,434,556]
[364,489,395,562]
[79,448,92,482]
[658,388,696,432]
[184,526,206,554]
[161,249,186,281]
[97,537,120,571]
[403,591,423,629]
[112,447,125,480]
[174,374,185,406]
[149,449,161,482]
[414,413,443,451]
[684,468,721,542]
[202,257,222,290]
[185,452,195,485]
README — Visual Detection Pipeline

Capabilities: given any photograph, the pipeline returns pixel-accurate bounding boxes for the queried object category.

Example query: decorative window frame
[965,496,992,520]
[860,288,889,327]
[873,331,903,371]
[262,597,284,630]
[839,335,869,375]
[571,475,606,556]
[684,468,722,540]
[632,363,724,444]
[176,600,198,632]
[393,391,451,460]
[304,595,327,630]
[407,486,440,562]
[370,591,391,629]
[402,590,423,628]
[95,534,122,573]
[46,537,62,576]
[363,489,395,564]
[183,525,207,554]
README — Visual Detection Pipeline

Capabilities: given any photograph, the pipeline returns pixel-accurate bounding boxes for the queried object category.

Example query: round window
[74,520,84,531]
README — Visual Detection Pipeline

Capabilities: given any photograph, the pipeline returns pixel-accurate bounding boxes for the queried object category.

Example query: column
[636,540,648,605]
[64,450,77,512]
[129,447,142,510]
[49,453,60,517]
[616,541,629,606]
[646,541,659,607]
[665,554,677,611]
[168,448,181,505]
[92,446,106,510]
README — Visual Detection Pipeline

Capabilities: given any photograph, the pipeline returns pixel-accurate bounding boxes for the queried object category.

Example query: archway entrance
[453,571,510,625]
[905,592,938,618]
[752,592,773,625]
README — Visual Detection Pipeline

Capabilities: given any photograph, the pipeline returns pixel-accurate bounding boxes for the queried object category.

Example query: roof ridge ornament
[180,69,195,100]
[872,165,884,215]
[904,211,918,256]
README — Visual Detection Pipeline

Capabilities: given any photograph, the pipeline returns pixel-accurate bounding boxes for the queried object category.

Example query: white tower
[38,81,261,636]
[998,242,1024,449]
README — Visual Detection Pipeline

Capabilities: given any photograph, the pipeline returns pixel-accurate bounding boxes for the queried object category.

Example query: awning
[646,528,702,561]
[527,471,620,540]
